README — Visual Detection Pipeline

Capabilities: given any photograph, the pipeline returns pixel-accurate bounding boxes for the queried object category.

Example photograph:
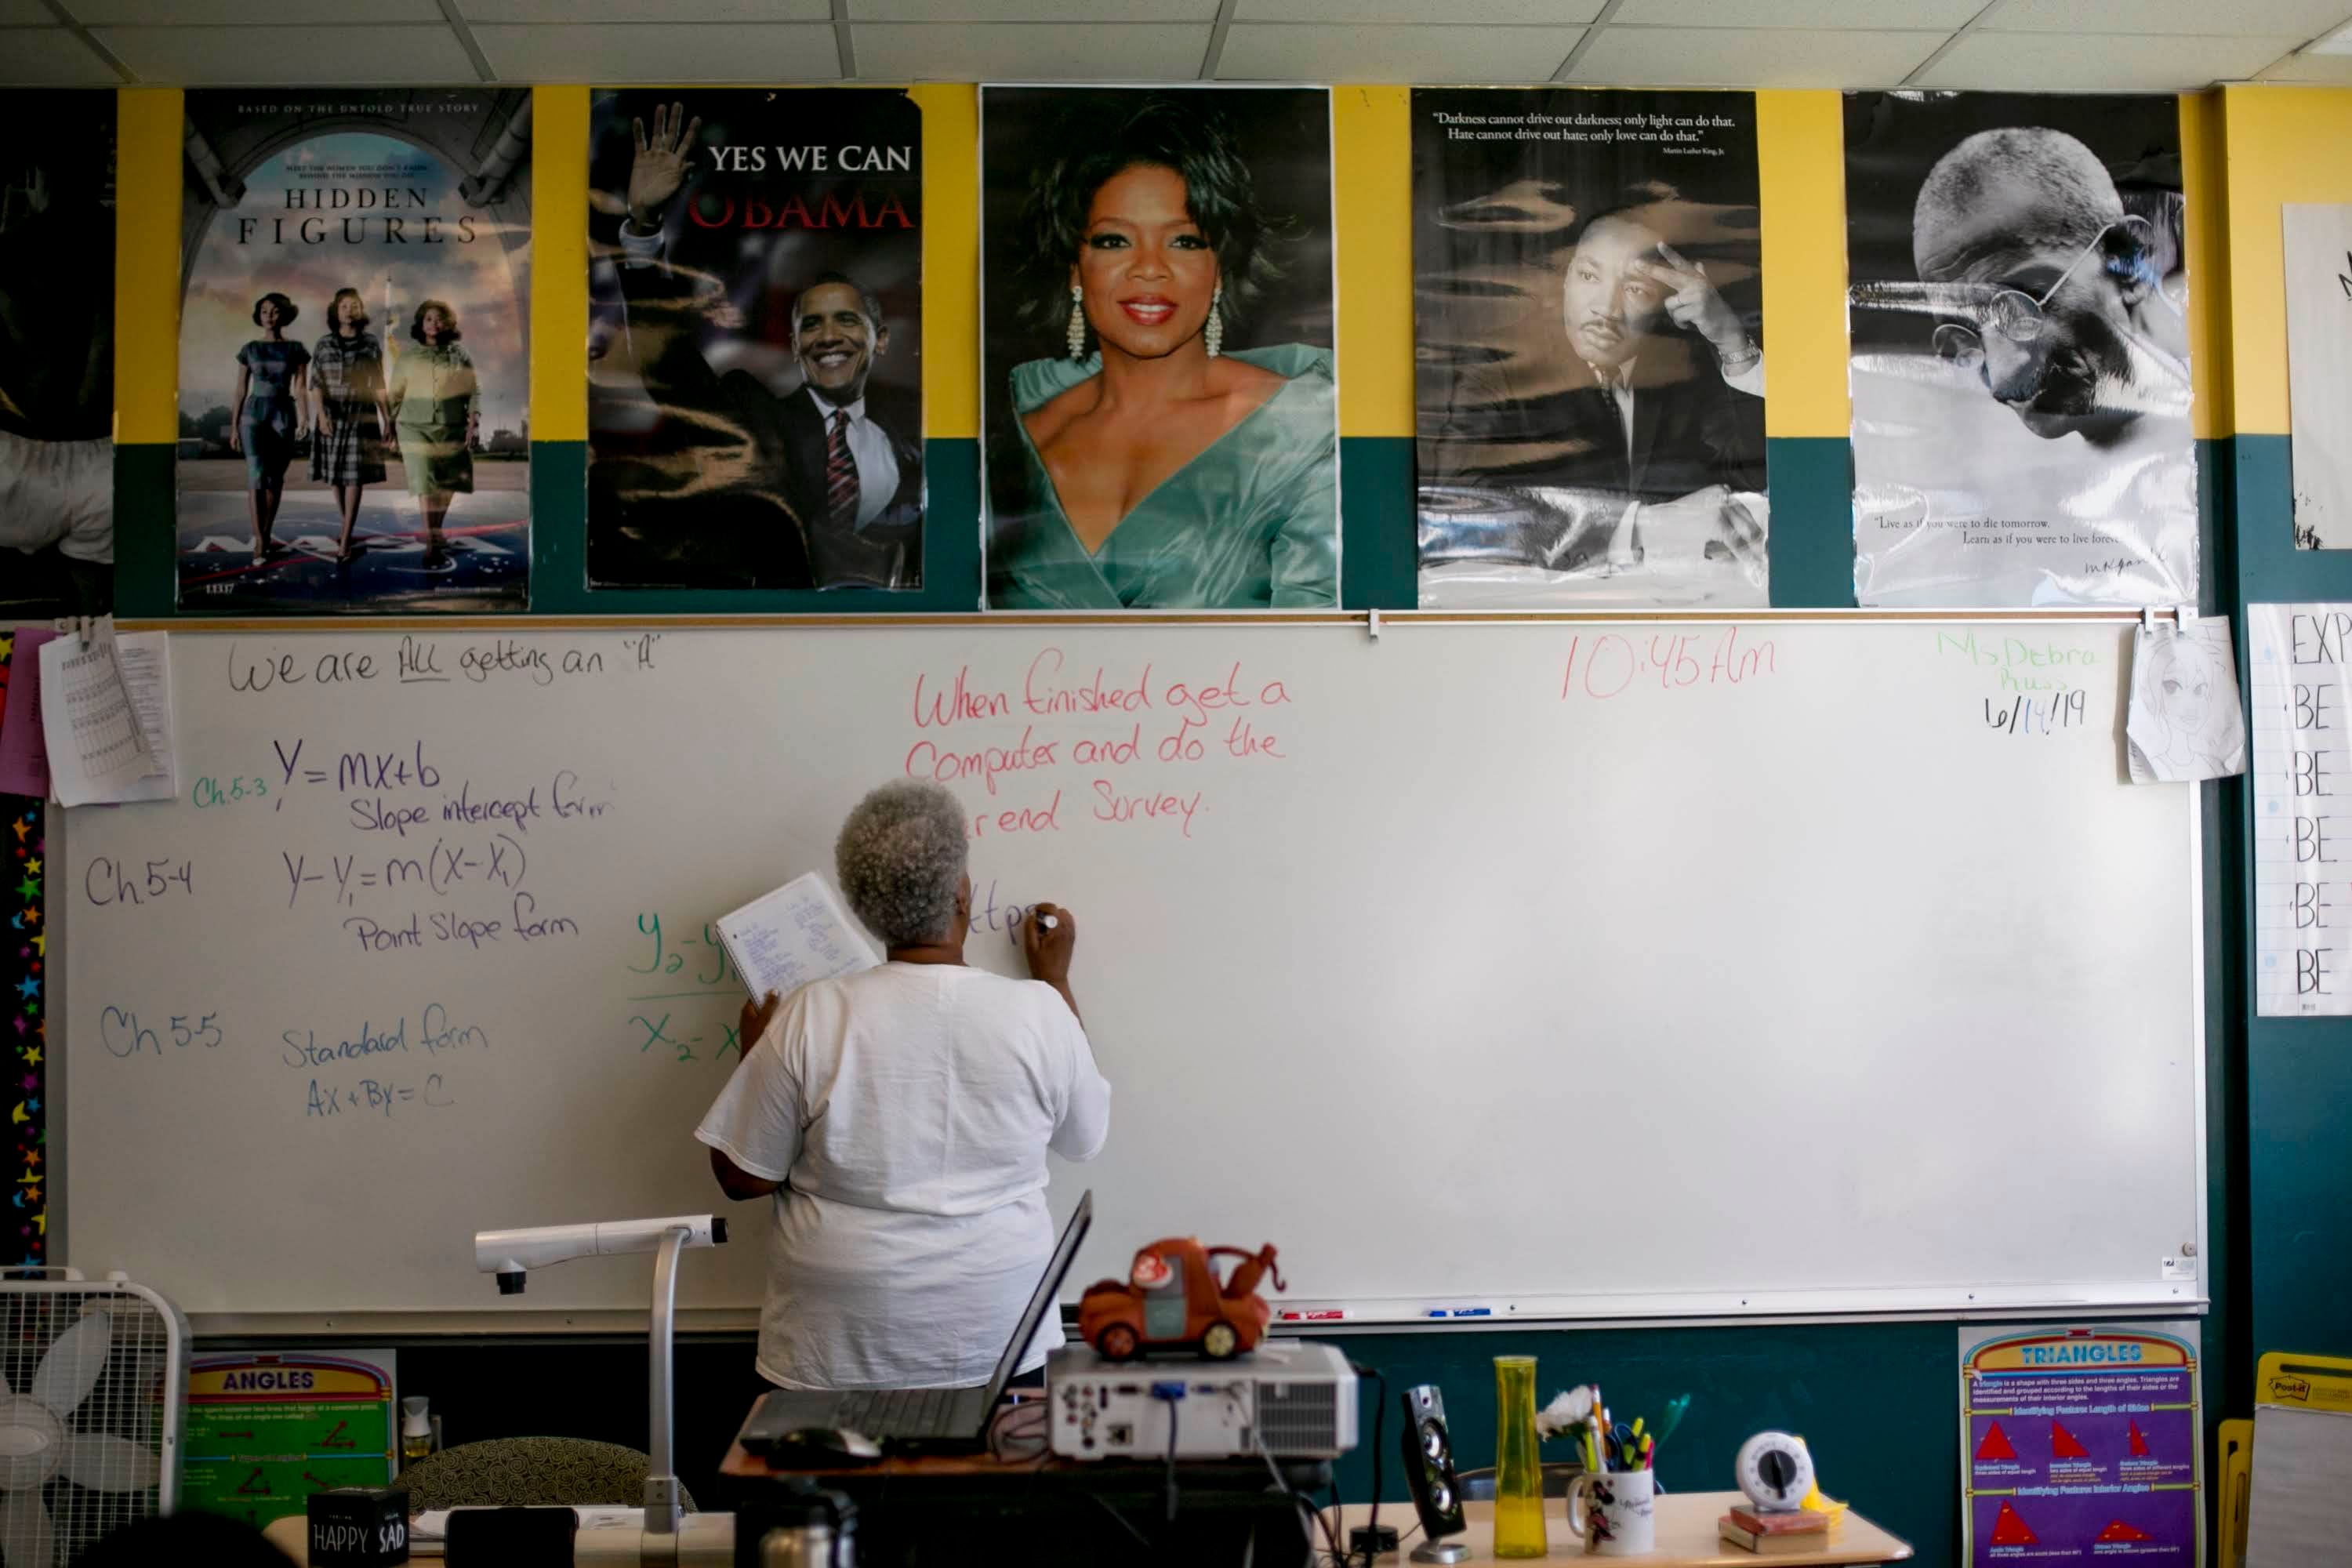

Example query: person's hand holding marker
[1022,904,1083,1025]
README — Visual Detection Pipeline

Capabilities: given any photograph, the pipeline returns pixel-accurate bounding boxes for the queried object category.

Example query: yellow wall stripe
[1332,85,1413,441]
[2221,84,2352,438]
[114,89,182,448]
[529,85,590,445]
[2178,90,2230,441]
[1754,89,1849,441]
[915,83,978,441]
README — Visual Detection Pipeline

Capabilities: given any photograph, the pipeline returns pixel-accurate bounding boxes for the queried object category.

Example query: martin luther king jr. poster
[1414,89,1766,608]
[1847,92,2195,607]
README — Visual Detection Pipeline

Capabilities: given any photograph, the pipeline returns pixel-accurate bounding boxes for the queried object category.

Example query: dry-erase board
[57,621,2205,1329]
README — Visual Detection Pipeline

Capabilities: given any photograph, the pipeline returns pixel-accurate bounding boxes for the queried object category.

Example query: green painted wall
[2223,434,2352,1363]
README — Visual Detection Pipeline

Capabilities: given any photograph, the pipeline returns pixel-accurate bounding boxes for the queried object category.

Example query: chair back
[395,1437,697,1512]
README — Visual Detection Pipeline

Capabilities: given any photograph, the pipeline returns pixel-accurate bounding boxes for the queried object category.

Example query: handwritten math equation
[625,912,746,1065]
[95,996,488,1123]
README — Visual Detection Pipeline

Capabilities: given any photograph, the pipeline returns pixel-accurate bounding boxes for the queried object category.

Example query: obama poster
[1847,92,2195,608]
[586,89,923,593]
[1414,89,1768,608]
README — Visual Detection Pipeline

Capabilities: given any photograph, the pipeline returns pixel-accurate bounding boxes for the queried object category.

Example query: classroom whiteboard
[58,621,2205,1327]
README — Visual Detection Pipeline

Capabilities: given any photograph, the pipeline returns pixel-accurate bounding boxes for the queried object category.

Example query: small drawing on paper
[2127,620,2246,783]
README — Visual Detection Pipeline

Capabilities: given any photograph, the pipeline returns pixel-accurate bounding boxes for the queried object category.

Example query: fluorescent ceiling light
[2304,19,2352,54]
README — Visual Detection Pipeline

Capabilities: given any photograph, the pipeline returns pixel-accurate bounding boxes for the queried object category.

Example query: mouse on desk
[771,1427,884,1468]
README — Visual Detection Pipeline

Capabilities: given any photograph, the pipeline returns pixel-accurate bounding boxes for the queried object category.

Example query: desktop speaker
[1400,1385,1469,1563]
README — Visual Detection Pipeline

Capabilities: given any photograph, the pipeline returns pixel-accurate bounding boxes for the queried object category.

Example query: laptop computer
[739,1190,1092,1455]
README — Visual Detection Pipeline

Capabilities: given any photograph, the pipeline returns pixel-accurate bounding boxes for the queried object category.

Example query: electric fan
[0,1269,185,1567]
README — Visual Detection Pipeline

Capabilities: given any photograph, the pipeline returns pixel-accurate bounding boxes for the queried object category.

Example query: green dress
[390,341,478,498]
[990,343,1338,609]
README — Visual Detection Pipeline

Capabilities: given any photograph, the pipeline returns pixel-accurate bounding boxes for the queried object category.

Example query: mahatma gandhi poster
[2285,205,2352,550]
[980,86,1337,611]
[1847,92,2195,608]
[1414,89,1765,608]
[587,89,923,592]
[176,89,532,612]
[1,91,113,618]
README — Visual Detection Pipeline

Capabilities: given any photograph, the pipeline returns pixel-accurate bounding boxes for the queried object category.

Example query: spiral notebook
[712,871,881,1004]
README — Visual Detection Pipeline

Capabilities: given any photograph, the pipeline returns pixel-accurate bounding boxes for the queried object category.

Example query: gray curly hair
[836,780,968,947]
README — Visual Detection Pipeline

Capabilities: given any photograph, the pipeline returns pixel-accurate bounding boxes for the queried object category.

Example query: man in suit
[602,102,923,590]
[1421,207,1764,577]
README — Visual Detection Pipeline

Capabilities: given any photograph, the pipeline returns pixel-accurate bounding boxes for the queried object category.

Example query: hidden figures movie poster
[586,89,924,593]
[176,89,533,612]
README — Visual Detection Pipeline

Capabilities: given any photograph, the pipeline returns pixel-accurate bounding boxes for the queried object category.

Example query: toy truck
[1078,1238,1284,1360]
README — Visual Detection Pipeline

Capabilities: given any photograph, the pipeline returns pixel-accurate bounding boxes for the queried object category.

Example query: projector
[1047,1339,1357,1461]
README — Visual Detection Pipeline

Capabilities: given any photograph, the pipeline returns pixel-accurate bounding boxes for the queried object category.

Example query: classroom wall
[2216,83,2352,1366]
[85,80,2320,1566]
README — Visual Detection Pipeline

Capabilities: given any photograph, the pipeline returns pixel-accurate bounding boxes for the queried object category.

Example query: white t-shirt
[695,962,1111,1391]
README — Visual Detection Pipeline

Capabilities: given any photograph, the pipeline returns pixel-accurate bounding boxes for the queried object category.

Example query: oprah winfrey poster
[978,86,1338,612]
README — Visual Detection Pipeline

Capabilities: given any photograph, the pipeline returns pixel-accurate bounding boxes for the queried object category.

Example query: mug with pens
[1543,1387,1688,1557]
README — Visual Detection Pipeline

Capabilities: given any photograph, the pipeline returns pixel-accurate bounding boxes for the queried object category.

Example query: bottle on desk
[401,1397,434,1468]
[1493,1356,1547,1559]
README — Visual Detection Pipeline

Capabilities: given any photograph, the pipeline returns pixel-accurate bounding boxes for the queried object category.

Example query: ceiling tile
[2263,49,2352,78]
[853,22,1211,79]
[1613,0,1979,25]
[1566,25,1940,86]
[1913,30,2303,89]
[74,0,442,20]
[474,21,840,80]
[0,28,121,85]
[93,24,476,83]
[1234,0,1601,21]
[461,0,827,20]
[855,0,1217,18]
[1218,22,1582,82]
[1987,0,2352,38]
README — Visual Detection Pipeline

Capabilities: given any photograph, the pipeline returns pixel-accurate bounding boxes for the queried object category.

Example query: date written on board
[83,857,196,909]
[1984,691,2089,735]
[1561,626,1775,700]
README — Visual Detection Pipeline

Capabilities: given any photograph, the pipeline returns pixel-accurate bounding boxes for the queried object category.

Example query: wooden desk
[1326,1494,1913,1566]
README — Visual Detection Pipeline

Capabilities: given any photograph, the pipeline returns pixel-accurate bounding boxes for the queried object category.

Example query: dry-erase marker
[1040,913,1058,929]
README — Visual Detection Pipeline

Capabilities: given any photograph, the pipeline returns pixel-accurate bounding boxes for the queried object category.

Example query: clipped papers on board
[37,620,176,807]
[712,872,881,1006]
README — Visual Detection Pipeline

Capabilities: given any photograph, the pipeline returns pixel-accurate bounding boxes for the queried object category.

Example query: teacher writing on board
[695,780,1110,1391]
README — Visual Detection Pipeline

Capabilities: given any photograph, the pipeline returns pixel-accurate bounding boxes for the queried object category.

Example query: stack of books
[1718,1504,1831,1555]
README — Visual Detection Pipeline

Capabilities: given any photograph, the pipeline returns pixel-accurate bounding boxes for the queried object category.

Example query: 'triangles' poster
[176,89,533,612]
